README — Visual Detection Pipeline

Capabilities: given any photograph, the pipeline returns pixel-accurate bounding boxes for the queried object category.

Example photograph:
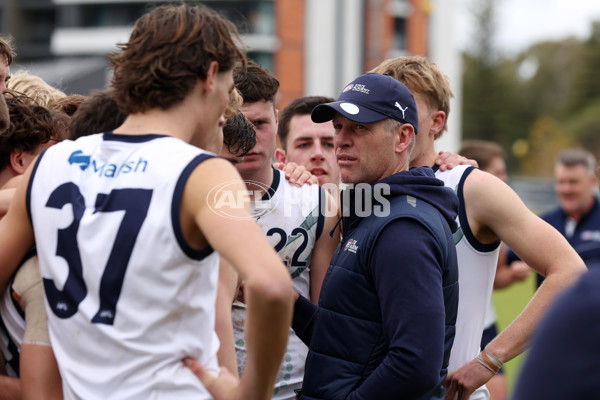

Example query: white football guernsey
[232,168,324,399]
[482,299,497,331]
[27,133,220,400]
[436,165,500,400]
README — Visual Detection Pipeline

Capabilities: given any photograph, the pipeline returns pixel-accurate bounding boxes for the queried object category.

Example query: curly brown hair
[109,3,246,114]
[0,92,69,171]
[223,111,256,157]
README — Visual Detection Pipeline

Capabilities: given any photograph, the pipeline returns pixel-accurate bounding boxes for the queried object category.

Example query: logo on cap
[340,103,360,115]
[343,83,370,95]
[394,102,408,119]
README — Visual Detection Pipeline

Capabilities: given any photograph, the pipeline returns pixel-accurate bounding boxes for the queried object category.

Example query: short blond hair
[224,88,243,120]
[7,70,66,107]
[371,56,453,139]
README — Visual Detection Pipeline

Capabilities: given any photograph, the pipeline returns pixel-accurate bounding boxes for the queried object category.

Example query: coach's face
[332,114,402,185]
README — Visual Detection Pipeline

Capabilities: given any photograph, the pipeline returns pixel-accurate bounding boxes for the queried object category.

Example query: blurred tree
[461,0,528,172]
[518,39,582,120]
[461,0,501,144]
[519,116,574,177]
[567,22,600,114]
[564,99,600,156]
[462,3,600,175]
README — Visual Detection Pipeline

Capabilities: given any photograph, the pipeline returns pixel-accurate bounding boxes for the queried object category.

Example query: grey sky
[455,0,600,54]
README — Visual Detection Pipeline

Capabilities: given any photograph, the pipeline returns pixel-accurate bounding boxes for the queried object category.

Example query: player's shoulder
[43,134,98,157]
[434,164,475,187]
[184,156,244,199]
[459,166,512,198]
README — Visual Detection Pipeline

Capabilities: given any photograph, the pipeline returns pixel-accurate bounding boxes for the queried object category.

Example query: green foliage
[461,3,600,175]
[462,52,531,172]
[567,23,600,114]
[564,99,600,154]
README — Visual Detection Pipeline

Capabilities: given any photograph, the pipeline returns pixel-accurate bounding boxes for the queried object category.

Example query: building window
[393,17,406,51]
[56,1,275,35]
[248,51,273,72]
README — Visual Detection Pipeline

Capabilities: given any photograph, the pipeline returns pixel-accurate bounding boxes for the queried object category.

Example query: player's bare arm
[445,169,586,400]
[182,157,294,400]
[0,163,36,294]
[308,190,339,303]
[466,170,586,359]
[20,345,61,400]
[0,376,20,400]
[214,257,240,377]
[16,256,62,400]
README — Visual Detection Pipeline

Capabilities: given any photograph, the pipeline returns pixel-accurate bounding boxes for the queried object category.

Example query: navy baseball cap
[311,73,419,133]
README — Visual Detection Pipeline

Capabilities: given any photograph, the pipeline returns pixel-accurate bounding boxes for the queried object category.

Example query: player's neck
[0,168,17,189]
[114,106,196,142]
[409,146,438,168]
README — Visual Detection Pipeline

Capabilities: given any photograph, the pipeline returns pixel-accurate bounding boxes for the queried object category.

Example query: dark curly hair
[223,112,256,157]
[109,3,246,114]
[0,92,69,171]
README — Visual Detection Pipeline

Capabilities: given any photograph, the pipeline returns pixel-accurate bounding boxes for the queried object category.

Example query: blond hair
[224,88,243,120]
[371,56,453,139]
[7,70,66,107]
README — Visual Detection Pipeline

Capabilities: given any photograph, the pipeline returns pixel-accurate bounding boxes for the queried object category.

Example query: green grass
[492,273,536,396]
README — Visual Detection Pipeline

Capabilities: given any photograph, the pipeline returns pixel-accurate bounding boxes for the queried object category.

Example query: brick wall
[274,0,305,110]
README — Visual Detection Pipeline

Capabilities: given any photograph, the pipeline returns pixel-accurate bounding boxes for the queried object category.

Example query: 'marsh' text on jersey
[91,157,149,178]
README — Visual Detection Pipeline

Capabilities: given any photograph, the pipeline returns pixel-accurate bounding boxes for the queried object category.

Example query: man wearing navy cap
[372,56,587,400]
[292,73,460,400]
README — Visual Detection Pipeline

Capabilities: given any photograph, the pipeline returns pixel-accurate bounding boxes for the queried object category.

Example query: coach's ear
[274,148,287,164]
[0,95,9,133]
